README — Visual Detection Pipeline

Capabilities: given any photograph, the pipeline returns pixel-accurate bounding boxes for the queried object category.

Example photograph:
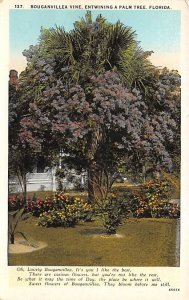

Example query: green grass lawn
[8,217,179,267]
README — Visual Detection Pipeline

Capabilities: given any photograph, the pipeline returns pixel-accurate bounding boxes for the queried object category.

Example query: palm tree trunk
[10,233,15,244]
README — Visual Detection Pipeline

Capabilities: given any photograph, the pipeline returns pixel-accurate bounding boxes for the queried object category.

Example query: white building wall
[9,169,75,193]
[9,170,55,193]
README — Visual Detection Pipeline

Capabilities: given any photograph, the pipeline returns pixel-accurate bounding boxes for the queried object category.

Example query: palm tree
[23,12,158,203]
[38,11,154,89]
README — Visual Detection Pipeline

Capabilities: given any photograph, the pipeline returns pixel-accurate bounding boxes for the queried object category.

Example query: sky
[9,9,181,74]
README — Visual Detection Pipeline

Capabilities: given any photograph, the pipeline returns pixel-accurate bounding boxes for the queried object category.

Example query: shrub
[100,194,129,234]
[122,179,180,218]
[8,194,25,211]
[38,207,78,227]
[27,196,53,217]
[37,193,94,227]
[141,179,173,201]
[26,192,70,217]
[122,191,152,218]
[73,197,94,222]
[166,203,180,218]
[8,194,55,215]
[9,192,95,225]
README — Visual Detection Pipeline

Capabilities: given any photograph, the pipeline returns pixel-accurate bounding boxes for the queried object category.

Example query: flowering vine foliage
[9,82,39,199]
[11,12,181,201]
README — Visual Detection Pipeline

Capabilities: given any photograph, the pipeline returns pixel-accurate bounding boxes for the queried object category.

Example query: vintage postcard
[0,0,189,299]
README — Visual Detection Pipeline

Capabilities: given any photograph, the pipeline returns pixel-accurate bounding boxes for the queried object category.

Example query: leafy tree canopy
[13,12,180,200]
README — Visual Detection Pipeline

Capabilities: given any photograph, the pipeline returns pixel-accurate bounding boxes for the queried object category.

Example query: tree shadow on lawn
[79,228,125,239]
[79,228,106,236]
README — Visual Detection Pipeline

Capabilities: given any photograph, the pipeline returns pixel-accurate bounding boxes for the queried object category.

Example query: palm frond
[16,231,38,248]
